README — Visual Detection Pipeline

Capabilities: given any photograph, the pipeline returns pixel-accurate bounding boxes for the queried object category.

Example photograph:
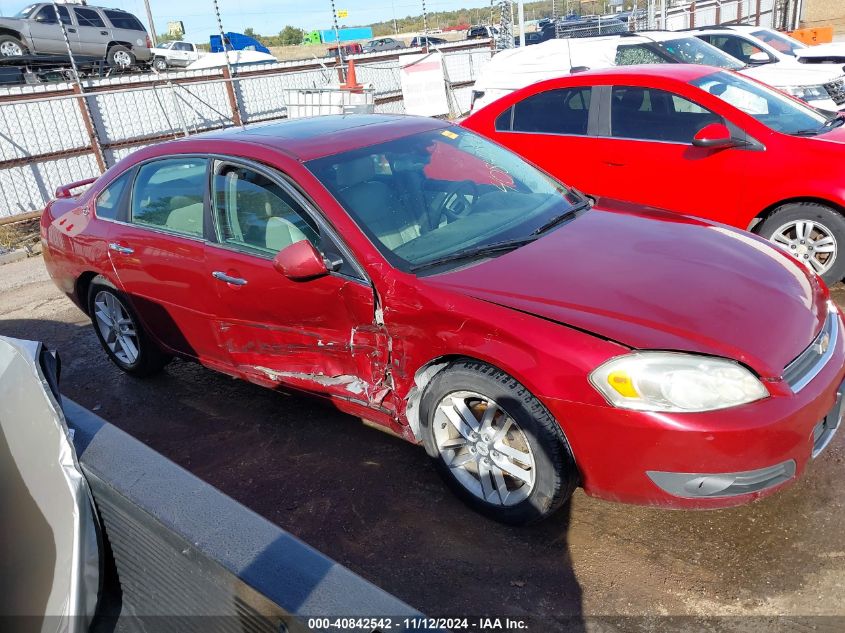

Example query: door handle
[67,28,76,33]
[605,161,625,167]
[108,242,134,255]
[100,30,109,35]
[212,271,248,286]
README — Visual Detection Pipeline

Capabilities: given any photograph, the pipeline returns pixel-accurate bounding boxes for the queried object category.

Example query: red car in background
[462,64,845,284]
[42,115,844,524]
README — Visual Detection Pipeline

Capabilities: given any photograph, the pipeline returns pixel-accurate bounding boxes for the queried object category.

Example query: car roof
[194,114,450,161]
[571,63,718,82]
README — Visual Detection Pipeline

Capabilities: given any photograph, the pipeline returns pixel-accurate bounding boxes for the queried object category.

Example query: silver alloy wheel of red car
[770,219,837,277]
[433,390,536,506]
[93,290,140,365]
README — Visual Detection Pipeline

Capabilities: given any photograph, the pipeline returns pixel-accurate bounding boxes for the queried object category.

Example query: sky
[0,0,502,41]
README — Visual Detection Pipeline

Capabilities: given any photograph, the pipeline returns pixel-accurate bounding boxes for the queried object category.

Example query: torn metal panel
[0,336,99,631]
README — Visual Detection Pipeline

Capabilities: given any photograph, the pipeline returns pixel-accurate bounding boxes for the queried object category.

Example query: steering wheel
[437,180,479,222]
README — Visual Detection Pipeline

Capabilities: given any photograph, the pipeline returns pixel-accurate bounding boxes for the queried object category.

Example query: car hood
[741,62,844,86]
[424,202,827,378]
[796,43,845,60]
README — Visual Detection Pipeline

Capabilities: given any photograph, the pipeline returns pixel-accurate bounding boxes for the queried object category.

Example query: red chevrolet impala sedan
[462,65,845,285]
[42,115,844,524]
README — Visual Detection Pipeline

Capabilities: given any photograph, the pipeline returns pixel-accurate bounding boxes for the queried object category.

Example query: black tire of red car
[419,359,579,525]
[106,45,136,69]
[87,278,170,377]
[0,35,27,57]
[756,202,845,285]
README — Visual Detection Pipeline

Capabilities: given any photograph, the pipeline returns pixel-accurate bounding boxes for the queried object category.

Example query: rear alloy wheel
[107,45,135,68]
[421,360,579,524]
[757,203,845,284]
[87,281,169,377]
[0,35,26,57]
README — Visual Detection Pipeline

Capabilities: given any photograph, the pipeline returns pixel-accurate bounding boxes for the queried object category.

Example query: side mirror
[272,240,329,281]
[748,51,771,64]
[692,123,736,149]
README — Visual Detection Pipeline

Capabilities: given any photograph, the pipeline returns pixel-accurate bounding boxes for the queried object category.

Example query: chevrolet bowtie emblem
[815,332,831,356]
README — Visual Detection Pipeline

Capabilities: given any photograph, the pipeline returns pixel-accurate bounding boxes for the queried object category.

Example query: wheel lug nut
[484,457,491,464]
[469,446,476,453]
[790,244,797,249]
[482,434,489,442]
[804,254,810,259]
[800,240,805,244]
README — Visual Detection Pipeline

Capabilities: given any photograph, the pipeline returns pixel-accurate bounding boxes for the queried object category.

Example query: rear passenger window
[103,10,145,31]
[211,163,319,257]
[610,86,721,143]
[615,44,668,65]
[74,7,105,28]
[95,172,130,220]
[511,88,591,135]
[494,107,513,132]
[131,158,208,237]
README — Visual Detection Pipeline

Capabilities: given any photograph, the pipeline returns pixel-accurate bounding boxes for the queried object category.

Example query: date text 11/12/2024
[306,617,530,630]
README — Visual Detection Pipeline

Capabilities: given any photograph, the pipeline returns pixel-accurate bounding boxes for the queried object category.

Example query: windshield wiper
[531,201,590,236]
[409,237,537,272]
[793,114,845,137]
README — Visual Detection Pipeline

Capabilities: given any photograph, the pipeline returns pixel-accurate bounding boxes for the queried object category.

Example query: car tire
[419,359,579,525]
[152,57,168,71]
[756,202,845,285]
[0,35,27,57]
[107,45,135,68]
[87,278,170,377]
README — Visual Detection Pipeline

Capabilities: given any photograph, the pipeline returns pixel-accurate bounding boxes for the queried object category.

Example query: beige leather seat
[165,195,204,236]
[265,216,307,252]
[335,156,418,251]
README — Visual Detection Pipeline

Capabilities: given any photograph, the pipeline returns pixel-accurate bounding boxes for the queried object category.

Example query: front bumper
[545,320,845,509]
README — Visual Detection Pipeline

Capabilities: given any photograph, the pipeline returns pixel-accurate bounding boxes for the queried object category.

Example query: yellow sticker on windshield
[440,130,459,139]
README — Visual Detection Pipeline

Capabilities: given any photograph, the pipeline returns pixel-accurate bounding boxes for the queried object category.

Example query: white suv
[471,31,845,113]
[690,25,845,112]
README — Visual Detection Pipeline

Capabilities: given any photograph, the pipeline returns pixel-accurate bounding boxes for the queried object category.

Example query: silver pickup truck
[0,2,152,67]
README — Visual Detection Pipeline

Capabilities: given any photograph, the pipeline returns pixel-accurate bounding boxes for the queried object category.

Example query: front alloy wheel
[0,39,24,57]
[420,360,579,524]
[757,202,845,285]
[433,391,536,506]
[770,219,836,277]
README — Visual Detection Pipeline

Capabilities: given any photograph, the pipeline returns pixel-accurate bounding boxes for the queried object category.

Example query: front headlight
[782,84,830,102]
[589,352,768,412]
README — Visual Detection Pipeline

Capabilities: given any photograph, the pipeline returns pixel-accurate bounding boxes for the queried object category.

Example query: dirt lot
[2,254,845,629]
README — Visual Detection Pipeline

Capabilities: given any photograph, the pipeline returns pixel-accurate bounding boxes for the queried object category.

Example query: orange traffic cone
[341,59,363,93]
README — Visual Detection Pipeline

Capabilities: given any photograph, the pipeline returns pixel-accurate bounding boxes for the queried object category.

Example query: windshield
[15,4,37,17]
[659,37,745,70]
[307,128,582,273]
[751,28,806,56]
[691,70,828,135]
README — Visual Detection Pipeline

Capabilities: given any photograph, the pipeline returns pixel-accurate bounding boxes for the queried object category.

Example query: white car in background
[470,31,845,113]
[692,25,845,66]
[691,26,845,110]
[150,40,203,71]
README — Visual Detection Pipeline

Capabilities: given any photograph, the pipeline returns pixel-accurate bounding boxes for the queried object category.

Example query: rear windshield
[103,10,146,31]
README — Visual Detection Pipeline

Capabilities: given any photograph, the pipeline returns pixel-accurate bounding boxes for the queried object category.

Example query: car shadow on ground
[0,317,586,625]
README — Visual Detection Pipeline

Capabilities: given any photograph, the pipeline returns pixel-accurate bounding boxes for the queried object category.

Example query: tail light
[146,35,152,48]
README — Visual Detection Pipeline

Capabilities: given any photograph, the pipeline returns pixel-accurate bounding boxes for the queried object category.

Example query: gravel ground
[2,255,844,629]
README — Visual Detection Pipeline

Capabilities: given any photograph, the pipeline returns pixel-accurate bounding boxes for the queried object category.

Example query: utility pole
[142,0,157,46]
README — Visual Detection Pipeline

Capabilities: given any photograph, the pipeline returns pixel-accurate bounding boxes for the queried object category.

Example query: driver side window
[211,162,319,258]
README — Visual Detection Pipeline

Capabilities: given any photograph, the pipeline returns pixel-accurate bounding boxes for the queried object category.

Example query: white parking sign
[399,53,450,117]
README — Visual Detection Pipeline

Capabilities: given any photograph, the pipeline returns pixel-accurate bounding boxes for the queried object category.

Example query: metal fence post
[690,1,696,27]
[221,66,243,126]
[72,85,107,172]
[755,0,762,25]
